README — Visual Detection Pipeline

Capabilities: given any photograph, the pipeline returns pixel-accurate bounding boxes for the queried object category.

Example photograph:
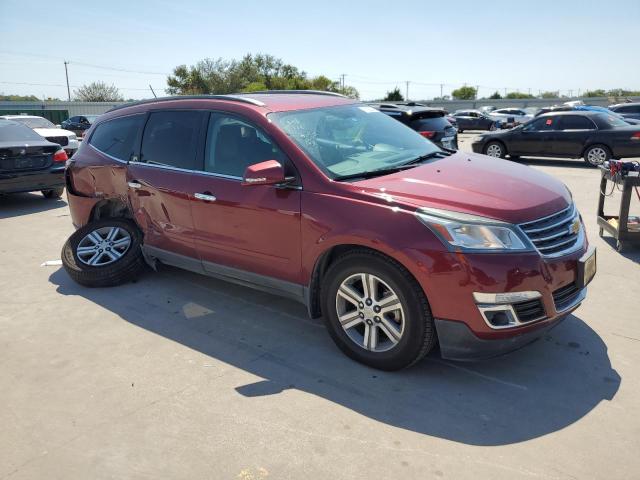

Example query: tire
[62,218,147,287]
[321,250,436,371]
[583,144,611,167]
[484,141,506,158]
[42,187,64,199]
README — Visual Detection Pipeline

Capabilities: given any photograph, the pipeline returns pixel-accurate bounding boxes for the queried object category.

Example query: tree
[451,86,477,100]
[489,91,502,99]
[74,82,123,102]
[540,91,558,99]
[383,87,404,101]
[505,91,535,99]
[166,53,359,98]
[584,89,606,97]
[0,93,40,101]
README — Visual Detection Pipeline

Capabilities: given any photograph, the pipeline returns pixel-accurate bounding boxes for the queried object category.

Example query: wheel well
[89,198,132,222]
[307,244,422,319]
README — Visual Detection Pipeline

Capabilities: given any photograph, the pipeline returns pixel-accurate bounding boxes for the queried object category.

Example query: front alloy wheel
[322,251,436,370]
[336,273,405,352]
[485,141,505,158]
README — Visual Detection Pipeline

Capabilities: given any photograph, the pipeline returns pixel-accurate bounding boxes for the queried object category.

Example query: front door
[510,116,558,156]
[127,110,207,259]
[189,112,303,296]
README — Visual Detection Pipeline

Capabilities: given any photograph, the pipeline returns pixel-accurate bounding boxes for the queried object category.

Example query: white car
[488,108,533,125]
[0,115,79,156]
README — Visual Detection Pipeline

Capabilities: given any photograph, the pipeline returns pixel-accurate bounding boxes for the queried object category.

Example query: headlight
[415,207,532,251]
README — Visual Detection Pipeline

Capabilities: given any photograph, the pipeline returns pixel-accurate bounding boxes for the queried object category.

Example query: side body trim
[142,245,307,305]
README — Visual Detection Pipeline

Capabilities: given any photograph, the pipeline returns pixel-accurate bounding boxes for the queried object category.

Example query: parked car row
[0,119,68,198]
[471,110,640,166]
[0,115,79,156]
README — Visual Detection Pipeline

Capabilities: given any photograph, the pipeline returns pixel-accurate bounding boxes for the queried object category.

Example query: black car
[0,119,68,198]
[608,102,640,121]
[369,103,458,149]
[61,114,100,137]
[471,111,640,166]
[451,109,502,132]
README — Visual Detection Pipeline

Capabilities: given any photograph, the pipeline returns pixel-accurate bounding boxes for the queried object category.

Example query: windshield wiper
[333,151,449,182]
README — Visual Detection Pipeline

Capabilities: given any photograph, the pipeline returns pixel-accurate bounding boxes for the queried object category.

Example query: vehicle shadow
[518,158,593,169]
[601,236,640,263]
[0,192,67,219]
[49,265,620,446]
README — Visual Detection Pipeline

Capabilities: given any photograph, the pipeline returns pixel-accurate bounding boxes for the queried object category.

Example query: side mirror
[242,160,286,186]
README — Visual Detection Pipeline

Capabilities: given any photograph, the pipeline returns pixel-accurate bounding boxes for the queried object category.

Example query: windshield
[9,116,56,129]
[85,115,99,123]
[0,121,44,141]
[270,104,440,179]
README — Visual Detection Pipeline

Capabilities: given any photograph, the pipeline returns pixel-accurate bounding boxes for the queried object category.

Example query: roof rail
[105,94,266,113]
[237,90,347,98]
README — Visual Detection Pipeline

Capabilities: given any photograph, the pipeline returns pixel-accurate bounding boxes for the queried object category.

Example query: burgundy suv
[62,92,596,370]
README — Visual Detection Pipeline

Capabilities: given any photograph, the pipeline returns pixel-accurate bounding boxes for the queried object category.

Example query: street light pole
[64,61,71,101]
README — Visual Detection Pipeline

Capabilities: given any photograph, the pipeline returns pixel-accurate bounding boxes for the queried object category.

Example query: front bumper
[0,166,65,194]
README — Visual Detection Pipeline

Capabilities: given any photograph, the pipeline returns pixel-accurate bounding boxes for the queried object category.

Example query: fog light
[485,310,511,327]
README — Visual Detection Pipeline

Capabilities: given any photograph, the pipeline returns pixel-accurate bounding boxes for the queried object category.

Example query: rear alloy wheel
[62,218,147,287]
[583,145,611,167]
[484,141,505,158]
[42,187,64,199]
[322,251,436,370]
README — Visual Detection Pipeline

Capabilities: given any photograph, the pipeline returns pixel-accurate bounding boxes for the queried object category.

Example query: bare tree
[74,82,124,102]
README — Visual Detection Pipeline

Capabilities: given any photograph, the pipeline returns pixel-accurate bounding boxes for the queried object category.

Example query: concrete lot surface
[1,133,639,479]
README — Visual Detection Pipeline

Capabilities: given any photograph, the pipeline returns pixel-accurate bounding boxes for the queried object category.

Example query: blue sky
[1,0,639,100]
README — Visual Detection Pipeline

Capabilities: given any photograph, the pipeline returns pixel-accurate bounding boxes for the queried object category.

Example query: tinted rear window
[559,116,595,130]
[89,114,145,161]
[140,111,201,170]
[410,116,452,131]
[0,120,43,142]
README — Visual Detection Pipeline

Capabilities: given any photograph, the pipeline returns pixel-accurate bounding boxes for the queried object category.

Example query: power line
[0,80,159,91]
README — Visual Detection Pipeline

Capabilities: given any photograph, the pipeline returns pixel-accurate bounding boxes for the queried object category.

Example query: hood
[352,152,571,224]
[33,128,75,138]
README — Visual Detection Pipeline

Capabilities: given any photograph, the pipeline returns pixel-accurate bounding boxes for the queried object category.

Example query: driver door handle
[194,192,217,202]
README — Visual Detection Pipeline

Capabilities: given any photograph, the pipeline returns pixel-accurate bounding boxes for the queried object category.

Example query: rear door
[189,112,303,293]
[127,110,206,259]
[552,115,597,157]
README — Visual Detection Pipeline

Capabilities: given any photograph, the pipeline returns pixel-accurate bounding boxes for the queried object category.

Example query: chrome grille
[553,283,581,312]
[519,204,581,257]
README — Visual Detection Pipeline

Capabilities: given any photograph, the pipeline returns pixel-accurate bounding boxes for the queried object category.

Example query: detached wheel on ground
[484,141,506,158]
[583,144,611,167]
[42,187,64,199]
[61,218,147,287]
[322,250,436,371]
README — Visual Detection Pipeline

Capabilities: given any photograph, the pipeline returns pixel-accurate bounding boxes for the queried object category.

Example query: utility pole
[568,89,573,98]
[339,74,346,92]
[528,87,531,96]
[149,84,157,98]
[475,85,479,99]
[504,87,507,97]
[440,83,443,99]
[405,81,410,101]
[64,61,71,101]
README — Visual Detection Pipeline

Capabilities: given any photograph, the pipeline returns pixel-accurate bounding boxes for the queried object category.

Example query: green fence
[0,109,69,125]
